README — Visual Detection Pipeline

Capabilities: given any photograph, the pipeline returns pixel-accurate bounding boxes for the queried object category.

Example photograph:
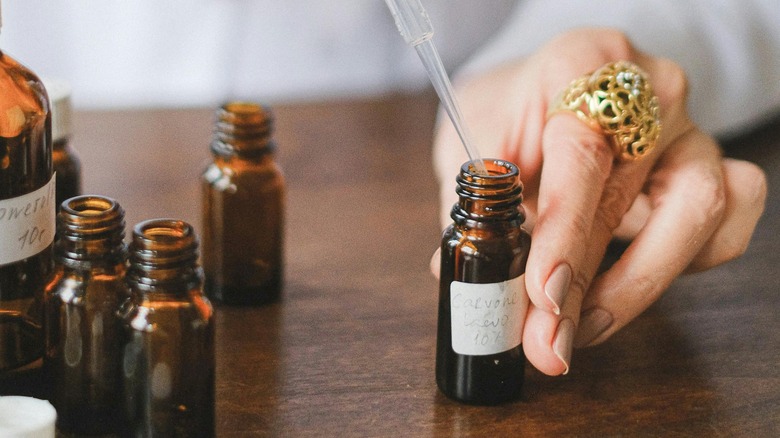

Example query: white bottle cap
[43,79,72,142]
[0,396,57,438]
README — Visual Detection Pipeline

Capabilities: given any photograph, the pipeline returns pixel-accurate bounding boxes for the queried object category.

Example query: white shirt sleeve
[462,0,780,137]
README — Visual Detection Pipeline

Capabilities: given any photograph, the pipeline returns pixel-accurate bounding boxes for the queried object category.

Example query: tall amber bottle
[120,219,215,437]
[45,79,81,207]
[202,102,285,305]
[43,195,127,435]
[436,159,532,405]
[0,5,54,371]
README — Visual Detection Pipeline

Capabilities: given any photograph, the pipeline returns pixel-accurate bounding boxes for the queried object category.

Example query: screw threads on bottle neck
[211,101,274,158]
[451,159,525,226]
[56,195,126,266]
[127,219,201,294]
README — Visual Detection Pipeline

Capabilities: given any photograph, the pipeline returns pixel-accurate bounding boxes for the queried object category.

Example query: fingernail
[574,308,614,348]
[553,318,575,375]
[544,264,571,315]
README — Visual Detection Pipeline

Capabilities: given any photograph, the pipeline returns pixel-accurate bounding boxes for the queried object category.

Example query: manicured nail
[553,318,575,375]
[574,308,614,348]
[544,264,571,315]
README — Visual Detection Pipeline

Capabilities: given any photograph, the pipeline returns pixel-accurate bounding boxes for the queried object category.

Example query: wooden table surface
[4,93,779,436]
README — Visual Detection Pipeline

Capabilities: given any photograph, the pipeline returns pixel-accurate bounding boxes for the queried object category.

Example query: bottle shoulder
[206,155,282,172]
[443,222,530,241]
[440,223,531,283]
[442,223,531,258]
[53,144,82,173]
[119,292,214,332]
[202,158,285,190]
[45,264,128,305]
[52,140,80,158]
[0,51,48,137]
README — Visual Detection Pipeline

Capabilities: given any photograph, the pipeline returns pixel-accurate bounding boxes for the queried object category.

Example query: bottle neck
[44,78,72,144]
[211,101,275,159]
[53,138,69,151]
[55,195,126,268]
[451,159,525,228]
[127,218,202,296]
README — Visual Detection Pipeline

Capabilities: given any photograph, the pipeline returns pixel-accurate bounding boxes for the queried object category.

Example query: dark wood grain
[4,94,779,436]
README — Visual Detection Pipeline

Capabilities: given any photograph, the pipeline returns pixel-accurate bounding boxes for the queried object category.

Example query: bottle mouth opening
[130,219,199,268]
[462,159,518,179]
[458,159,521,191]
[63,195,116,217]
[222,101,263,115]
[215,101,273,136]
[134,219,193,243]
[128,219,200,287]
[455,158,523,203]
[58,195,125,237]
[453,159,525,226]
[56,196,126,258]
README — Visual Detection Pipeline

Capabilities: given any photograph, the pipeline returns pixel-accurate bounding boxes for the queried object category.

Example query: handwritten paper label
[450,275,528,356]
[0,174,56,266]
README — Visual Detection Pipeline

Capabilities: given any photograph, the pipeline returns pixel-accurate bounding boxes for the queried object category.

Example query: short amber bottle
[202,102,285,305]
[45,79,82,207]
[436,159,532,405]
[0,17,54,371]
[43,195,127,435]
[120,219,215,437]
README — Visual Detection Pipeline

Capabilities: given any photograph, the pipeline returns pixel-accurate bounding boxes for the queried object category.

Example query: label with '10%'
[450,275,529,356]
[0,175,56,266]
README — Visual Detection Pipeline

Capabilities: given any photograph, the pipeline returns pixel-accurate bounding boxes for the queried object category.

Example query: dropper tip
[467,159,489,176]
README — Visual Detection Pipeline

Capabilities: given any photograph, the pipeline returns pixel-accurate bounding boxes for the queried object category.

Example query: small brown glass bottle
[43,195,127,435]
[436,159,532,405]
[201,102,285,305]
[45,79,82,207]
[0,7,54,372]
[120,219,215,437]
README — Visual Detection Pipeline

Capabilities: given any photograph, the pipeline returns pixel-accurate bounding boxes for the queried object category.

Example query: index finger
[522,54,687,374]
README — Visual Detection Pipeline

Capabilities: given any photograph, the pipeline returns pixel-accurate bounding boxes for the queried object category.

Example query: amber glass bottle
[202,102,285,305]
[43,195,127,435]
[45,79,81,207]
[120,219,215,437]
[0,10,54,371]
[436,159,532,405]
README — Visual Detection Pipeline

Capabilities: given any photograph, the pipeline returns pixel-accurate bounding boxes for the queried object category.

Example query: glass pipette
[384,0,488,175]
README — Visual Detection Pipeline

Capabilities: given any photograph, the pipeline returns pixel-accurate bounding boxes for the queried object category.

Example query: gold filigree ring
[550,61,661,160]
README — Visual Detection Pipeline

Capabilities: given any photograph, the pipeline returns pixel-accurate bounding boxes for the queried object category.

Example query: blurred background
[1,0,518,109]
[3,1,778,135]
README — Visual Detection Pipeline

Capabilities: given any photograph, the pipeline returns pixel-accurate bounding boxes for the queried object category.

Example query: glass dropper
[384,0,489,176]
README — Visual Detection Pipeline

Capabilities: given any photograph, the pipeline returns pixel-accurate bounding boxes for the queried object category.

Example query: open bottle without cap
[436,159,531,405]
[202,102,285,305]
[120,219,215,437]
[43,195,127,435]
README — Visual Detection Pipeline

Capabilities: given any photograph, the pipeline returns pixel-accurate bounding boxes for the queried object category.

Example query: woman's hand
[431,28,767,376]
